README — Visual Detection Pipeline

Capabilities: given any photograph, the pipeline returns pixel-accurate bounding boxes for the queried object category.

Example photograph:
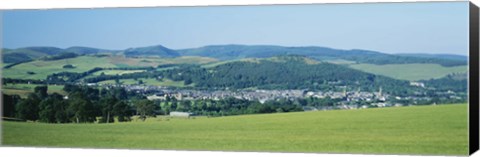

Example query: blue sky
[2,2,469,55]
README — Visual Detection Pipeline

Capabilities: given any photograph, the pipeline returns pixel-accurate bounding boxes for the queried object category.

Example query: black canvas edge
[470,1,479,156]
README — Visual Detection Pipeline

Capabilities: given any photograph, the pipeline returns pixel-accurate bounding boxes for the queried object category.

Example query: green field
[2,56,118,80]
[2,104,467,155]
[2,56,218,80]
[98,78,188,87]
[2,83,66,98]
[349,63,467,81]
[108,56,218,68]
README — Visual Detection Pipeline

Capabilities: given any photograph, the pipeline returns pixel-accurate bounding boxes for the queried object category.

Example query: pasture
[2,56,117,80]
[108,56,218,67]
[2,55,218,80]
[2,83,66,98]
[2,104,468,155]
[349,63,467,81]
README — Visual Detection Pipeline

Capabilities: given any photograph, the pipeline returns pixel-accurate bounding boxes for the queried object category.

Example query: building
[169,111,192,117]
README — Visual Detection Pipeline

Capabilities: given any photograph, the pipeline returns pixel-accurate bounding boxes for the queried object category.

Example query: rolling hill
[65,46,118,55]
[4,44,467,67]
[155,55,417,95]
[177,45,467,66]
[2,44,468,85]
[2,55,218,80]
[2,45,179,64]
[124,45,180,58]
[2,47,65,63]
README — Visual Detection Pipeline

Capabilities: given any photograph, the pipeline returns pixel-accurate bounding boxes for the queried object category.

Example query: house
[169,111,192,117]
[410,82,425,88]
[147,94,165,100]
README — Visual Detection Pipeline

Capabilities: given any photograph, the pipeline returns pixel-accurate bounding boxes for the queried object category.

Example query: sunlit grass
[2,104,468,155]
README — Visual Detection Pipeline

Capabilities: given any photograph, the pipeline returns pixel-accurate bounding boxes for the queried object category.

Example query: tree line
[3,84,358,123]
[2,85,155,123]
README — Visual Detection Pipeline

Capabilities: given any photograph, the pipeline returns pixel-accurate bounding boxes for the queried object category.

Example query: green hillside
[124,45,180,57]
[178,45,466,66]
[158,56,414,95]
[3,47,66,63]
[349,63,467,81]
[2,55,218,80]
[2,56,118,80]
[2,104,467,155]
[2,83,66,98]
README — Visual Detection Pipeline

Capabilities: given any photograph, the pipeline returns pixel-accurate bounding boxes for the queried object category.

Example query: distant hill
[3,46,117,63]
[124,45,180,58]
[178,45,466,67]
[3,47,65,63]
[3,44,467,67]
[65,46,117,55]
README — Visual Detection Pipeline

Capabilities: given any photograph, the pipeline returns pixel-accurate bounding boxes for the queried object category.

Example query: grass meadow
[2,56,117,80]
[349,64,467,81]
[2,104,468,155]
[2,56,217,80]
[2,83,66,98]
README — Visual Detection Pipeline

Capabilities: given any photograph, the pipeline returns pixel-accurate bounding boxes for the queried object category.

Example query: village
[86,82,465,112]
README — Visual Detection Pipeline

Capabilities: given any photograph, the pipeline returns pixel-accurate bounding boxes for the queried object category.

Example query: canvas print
[0,2,473,155]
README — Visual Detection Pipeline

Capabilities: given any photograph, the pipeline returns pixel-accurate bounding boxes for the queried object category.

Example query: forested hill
[124,45,180,58]
[177,45,466,66]
[162,56,417,95]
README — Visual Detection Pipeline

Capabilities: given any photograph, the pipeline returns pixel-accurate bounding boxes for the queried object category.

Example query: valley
[1,44,470,155]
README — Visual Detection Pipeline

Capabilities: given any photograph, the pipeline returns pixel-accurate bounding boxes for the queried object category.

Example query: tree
[135,99,156,121]
[177,100,191,112]
[67,92,96,123]
[2,94,21,118]
[39,93,70,123]
[113,101,132,122]
[63,84,80,93]
[184,78,192,85]
[39,97,56,123]
[34,85,48,99]
[16,93,41,121]
[52,93,69,123]
[113,87,128,100]
[99,96,117,123]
